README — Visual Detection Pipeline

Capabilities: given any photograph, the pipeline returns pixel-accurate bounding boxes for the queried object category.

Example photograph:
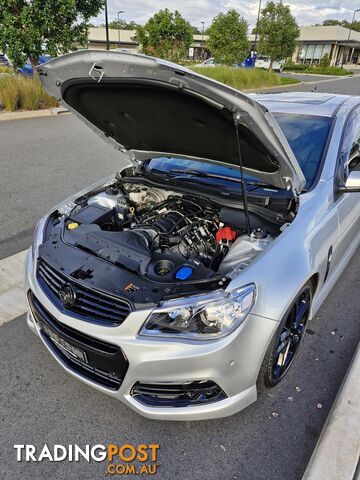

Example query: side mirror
[338,171,360,193]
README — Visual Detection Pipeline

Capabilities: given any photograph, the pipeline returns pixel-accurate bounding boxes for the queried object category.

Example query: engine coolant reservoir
[218,228,274,277]
[88,186,124,209]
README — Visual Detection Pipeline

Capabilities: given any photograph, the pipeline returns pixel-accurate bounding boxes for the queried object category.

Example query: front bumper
[25,249,278,420]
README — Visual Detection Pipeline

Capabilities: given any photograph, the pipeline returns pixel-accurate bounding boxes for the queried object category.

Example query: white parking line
[0,249,28,326]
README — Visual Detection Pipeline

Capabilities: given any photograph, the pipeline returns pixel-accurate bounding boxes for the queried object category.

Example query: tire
[257,281,313,392]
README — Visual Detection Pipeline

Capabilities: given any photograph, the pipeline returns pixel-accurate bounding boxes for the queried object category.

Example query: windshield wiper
[147,167,282,191]
[169,168,243,183]
[246,181,280,191]
[170,169,282,191]
[170,168,210,178]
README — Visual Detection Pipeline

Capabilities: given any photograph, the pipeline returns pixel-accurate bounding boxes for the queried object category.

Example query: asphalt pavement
[279,72,341,83]
[0,74,359,479]
[0,250,358,480]
[0,116,127,259]
[270,71,360,95]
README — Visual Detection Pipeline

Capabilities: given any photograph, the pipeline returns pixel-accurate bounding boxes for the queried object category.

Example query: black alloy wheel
[257,281,313,391]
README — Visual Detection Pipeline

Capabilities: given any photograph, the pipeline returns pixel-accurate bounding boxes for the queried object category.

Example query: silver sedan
[26,52,360,420]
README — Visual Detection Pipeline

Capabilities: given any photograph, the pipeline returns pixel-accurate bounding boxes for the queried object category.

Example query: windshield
[145,113,332,190]
[273,113,332,189]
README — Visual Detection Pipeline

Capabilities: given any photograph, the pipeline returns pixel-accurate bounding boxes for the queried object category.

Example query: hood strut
[234,114,251,236]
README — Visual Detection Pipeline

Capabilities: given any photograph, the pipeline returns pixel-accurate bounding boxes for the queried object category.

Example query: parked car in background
[195,57,219,68]
[255,55,284,73]
[197,58,244,69]
[17,55,52,76]
[0,54,10,66]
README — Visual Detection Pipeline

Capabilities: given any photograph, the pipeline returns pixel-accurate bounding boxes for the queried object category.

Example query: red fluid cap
[216,227,237,243]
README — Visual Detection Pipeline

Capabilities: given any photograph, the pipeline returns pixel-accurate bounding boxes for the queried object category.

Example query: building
[86,28,209,59]
[190,34,210,60]
[86,25,360,67]
[249,26,360,66]
[292,26,360,66]
[87,27,138,51]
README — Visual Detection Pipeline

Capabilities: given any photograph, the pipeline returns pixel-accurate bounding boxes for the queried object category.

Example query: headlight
[139,284,256,340]
[32,215,48,258]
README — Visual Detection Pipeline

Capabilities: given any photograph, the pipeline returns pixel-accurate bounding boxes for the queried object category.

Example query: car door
[334,106,360,261]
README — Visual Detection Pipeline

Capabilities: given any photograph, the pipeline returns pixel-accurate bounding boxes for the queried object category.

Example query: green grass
[0,76,58,111]
[0,76,18,111]
[191,66,300,90]
[0,65,13,74]
[283,63,351,76]
[279,76,301,85]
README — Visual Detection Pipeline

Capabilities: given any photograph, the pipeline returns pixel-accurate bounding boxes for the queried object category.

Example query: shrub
[0,66,13,74]
[283,62,307,71]
[317,66,350,75]
[0,75,58,111]
[283,62,350,76]
[40,89,58,109]
[18,77,41,110]
[191,66,283,90]
[320,53,330,68]
[0,76,19,111]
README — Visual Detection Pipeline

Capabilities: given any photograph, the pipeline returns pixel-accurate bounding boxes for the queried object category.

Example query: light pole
[201,21,205,60]
[104,0,110,50]
[346,9,360,65]
[118,10,125,48]
[253,0,262,67]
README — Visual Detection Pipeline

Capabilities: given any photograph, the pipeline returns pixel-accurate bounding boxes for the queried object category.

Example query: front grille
[28,291,128,390]
[37,257,132,326]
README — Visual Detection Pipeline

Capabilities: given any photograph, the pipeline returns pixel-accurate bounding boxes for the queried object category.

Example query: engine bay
[47,176,288,287]
[35,169,300,306]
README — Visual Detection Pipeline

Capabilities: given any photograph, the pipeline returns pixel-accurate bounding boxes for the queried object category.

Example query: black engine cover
[39,223,223,309]
[64,225,151,275]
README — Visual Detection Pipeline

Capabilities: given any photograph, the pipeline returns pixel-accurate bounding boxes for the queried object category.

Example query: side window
[348,117,360,172]
[339,109,360,182]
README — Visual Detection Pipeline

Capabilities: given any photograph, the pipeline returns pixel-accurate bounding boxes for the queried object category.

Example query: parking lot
[0,74,360,479]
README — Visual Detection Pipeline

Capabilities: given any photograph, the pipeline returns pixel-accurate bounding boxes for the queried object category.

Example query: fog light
[130,380,227,407]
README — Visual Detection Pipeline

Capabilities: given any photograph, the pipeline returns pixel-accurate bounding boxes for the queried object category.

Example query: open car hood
[39,50,305,194]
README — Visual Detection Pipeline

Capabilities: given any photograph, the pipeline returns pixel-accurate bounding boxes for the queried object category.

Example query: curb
[0,107,69,122]
[287,75,357,86]
[284,72,353,78]
[302,343,360,480]
[246,73,357,93]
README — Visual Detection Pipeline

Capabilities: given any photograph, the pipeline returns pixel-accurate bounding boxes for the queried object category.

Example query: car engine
[56,181,276,284]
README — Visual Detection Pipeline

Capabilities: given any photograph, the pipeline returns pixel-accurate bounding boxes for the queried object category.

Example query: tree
[320,53,330,67]
[343,20,360,32]
[136,9,193,63]
[207,10,248,65]
[257,1,300,70]
[190,25,201,34]
[322,19,342,26]
[0,0,104,75]
[107,20,140,30]
[320,18,360,33]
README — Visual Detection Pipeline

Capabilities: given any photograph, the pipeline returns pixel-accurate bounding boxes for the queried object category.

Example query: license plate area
[41,323,88,363]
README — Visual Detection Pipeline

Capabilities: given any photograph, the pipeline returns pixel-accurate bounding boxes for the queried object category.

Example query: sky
[91,1,357,30]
